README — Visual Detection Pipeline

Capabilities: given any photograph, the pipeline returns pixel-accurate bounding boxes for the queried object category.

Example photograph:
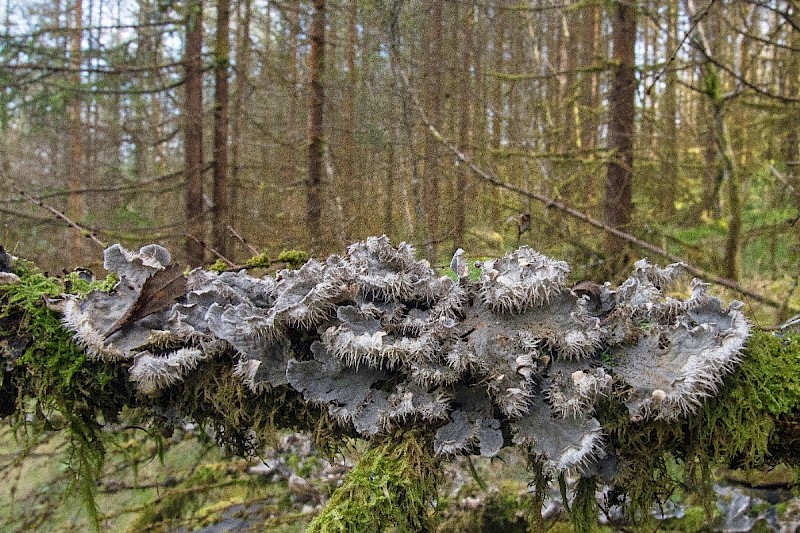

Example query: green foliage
[240,249,308,270]
[308,431,441,532]
[570,477,599,533]
[66,272,119,296]
[209,259,228,273]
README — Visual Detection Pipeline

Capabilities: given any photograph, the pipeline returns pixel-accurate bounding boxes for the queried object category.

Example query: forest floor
[0,426,799,532]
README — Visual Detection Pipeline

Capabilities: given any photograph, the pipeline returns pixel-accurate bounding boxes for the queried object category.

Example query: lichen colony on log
[57,236,748,475]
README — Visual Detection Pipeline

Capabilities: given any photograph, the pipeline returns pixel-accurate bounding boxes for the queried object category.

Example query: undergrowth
[307,430,441,532]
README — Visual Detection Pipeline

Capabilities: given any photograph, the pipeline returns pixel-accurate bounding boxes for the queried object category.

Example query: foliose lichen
[51,237,751,480]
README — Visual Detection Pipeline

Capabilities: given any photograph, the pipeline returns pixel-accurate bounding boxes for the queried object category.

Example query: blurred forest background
[1,0,800,322]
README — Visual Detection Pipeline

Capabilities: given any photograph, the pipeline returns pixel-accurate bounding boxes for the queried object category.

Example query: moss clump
[0,261,134,532]
[209,259,228,273]
[276,249,308,269]
[308,431,441,532]
[693,330,800,466]
[66,271,118,296]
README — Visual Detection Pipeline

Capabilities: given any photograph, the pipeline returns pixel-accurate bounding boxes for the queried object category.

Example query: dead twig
[226,224,259,255]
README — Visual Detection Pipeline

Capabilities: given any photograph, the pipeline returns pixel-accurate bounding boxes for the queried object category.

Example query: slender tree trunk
[454,3,473,249]
[385,126,396,236]
[661,0,679,218]
[491,4,504,151]
[713,98,741,281]
[422,0,443,262]
[68,0,84,264]
[213,0,231,258]
[604,0,637,273]
[307,0,326,251]
[342,0,357,222]
[579,2,600,154]
[286,0,299,186]
[184,0,205,266]
[785,3,799,193]
[230,0,252,255]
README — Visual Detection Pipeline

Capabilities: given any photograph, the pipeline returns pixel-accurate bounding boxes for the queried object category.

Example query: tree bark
[454,2,473,250]
[661,0,679,218]
[184,0,205,266]
[579,2,600,154]
[307,0,326,251]
[342,0,357,228]
[213,0,231,258]
[604,0,637,273]
[230,0,252,255]
[422,0,443,262]
[68,0,84,265]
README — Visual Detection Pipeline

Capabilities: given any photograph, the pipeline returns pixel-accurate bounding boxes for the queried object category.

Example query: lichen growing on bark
[50,238,751,474]
[1,236,782,530]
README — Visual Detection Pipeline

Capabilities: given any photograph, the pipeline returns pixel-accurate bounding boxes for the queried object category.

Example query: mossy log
[0,238,799,531]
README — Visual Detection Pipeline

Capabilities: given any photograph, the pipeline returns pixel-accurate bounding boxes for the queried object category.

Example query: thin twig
[186,234,235,266]
[227,225,259,255]
[18,190,106,248]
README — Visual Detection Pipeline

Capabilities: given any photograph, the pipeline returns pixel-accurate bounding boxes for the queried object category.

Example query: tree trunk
[454,2,473,250]
[661,0,679,218]
[213,0,231,258]
[230,0,252,256]
[68,0,84,265]
[714,98,741,281]
[285,0,299,186]
[422,0,443,262]
[579,1,600,154]
[307,0,326,251]
[604,0,637,273]
[184,0,205,266]
[385,126,396,236]
[342,0,357,227]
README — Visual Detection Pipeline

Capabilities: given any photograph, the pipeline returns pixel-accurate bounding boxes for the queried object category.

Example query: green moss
[570,477,598,533]
[0,262,134,532]
[275,249,308,269]
[209,259,228,273]
[239,249,307,271]
[66,271,118,296]
[693,330,800,466]
[308,431,441,532]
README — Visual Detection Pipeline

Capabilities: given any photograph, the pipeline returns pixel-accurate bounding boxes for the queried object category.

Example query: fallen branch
[1,237,799,530]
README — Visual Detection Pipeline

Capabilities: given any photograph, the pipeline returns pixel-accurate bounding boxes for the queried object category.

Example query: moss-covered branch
[0,237,798,530]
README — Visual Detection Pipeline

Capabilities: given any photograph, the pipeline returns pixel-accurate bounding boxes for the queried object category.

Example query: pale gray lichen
[610,297,748,420]
[129,348,208,395]
[62,244,173,360]
[58,238,750,477]
[544,360,612,419]
[433,386,503,458]
[512,396,604,474]
[477,246,570,313]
